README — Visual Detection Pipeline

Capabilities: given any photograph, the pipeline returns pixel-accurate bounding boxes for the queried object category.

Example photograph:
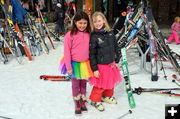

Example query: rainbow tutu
[59,57,93,79]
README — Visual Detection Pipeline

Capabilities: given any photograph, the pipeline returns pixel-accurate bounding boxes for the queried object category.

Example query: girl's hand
[110,63,120,69]
[115,63,120,70]
[94,70,100,78]
[67,70,72,75]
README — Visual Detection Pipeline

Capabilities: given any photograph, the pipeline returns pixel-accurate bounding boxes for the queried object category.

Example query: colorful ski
[14,23,33,61]
[121,47,136,108]
[40,75,71,81]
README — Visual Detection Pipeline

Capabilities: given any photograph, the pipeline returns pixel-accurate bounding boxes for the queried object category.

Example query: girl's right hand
[94,70,100,78]
[67,70,72,75]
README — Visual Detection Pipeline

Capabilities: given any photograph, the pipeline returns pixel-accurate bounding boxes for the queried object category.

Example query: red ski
[40,75,70,81]
[35,5,55,49]
[14,23,33,61]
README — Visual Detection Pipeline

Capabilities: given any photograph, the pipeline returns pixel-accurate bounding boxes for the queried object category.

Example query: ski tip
[39,75,44,79]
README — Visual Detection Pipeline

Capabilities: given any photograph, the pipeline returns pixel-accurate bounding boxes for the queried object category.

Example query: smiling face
[75,19,88,32]
[92,15,105,30]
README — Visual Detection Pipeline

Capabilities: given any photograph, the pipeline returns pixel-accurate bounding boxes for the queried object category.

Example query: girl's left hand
[110,63,120,69]
[115,63,120,70]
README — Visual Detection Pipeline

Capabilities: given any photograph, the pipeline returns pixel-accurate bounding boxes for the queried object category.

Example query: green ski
[121,47,136,108]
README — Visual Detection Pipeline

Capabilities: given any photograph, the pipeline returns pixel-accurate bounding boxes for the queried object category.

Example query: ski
[141,8,159,81]
[133,90,180,97]
[125,37,138,50]
[40,75,71,81]
[133,87,180,94]
[49,30,61,42]
[14,23,33,61]
[35,5,55,49]
[121,47,136,108]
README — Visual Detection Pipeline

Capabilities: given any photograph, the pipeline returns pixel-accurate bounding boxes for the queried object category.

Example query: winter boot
[101,96,117,104]
[91,101,104,112]
[80,94,87,111]
[74,100,81,114]
[81,100,88,111]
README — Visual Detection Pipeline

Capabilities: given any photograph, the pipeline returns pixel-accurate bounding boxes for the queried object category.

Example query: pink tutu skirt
[89,62,122,89]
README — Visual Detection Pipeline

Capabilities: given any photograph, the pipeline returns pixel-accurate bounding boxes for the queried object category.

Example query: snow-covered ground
[0,37,179,119]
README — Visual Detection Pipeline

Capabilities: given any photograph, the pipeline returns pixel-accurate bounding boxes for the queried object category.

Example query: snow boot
[101,96,117,104]
[91,101,104,112]
[74,100,81,114]
[81,100,88,111]
[80,94,87,111]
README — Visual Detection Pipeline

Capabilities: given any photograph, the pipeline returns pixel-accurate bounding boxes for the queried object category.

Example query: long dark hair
[70,11,91,35]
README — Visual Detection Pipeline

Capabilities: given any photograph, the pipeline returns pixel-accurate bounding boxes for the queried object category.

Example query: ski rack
[116,0,180,79]
[117,1,151,74]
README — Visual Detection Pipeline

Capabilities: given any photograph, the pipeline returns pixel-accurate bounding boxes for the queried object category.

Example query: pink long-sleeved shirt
[64,31,90,70]
[171,22,180,31]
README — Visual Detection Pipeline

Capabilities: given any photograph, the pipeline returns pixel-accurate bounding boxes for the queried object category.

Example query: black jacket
[54,7,65,25]
[89,31,121,71]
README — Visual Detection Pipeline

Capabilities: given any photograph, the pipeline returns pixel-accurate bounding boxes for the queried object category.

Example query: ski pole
[172,80,180,87]
[0,116,13,119]
[159,54,167,80]
[117,110,132,119]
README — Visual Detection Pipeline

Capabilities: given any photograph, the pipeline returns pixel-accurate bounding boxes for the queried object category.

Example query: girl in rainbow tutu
[59,11,92,115]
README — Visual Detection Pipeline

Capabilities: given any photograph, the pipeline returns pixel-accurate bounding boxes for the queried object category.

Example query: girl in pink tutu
[59,11,92,115]
[89,12,123,111]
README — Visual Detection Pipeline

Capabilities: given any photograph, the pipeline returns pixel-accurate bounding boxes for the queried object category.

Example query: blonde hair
[174,16,180,23]
[91,12,111,32]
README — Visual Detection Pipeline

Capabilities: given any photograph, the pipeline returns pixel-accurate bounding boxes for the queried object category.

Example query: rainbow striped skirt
[59,57,93,79]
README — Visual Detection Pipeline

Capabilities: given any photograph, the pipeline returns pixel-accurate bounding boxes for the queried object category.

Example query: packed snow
[0,37,179,119]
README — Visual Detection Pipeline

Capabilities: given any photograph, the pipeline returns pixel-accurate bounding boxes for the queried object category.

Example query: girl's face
[75,19,88,31]
[93,16,105,30]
